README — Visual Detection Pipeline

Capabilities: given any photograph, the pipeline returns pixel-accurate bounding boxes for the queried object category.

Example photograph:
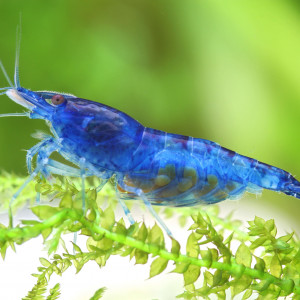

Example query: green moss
[0,174,299,299]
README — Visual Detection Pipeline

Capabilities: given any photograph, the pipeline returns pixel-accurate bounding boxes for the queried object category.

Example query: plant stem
[0,208,298,295]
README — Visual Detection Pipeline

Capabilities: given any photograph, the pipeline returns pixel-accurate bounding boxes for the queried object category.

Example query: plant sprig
[0,174,299,299]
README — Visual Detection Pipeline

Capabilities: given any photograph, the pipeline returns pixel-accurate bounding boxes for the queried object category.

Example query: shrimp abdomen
[119,131,300,205]
[215,146,300,199]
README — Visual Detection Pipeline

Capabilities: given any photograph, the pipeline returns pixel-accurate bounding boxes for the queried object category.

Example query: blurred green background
[0,0,299,225]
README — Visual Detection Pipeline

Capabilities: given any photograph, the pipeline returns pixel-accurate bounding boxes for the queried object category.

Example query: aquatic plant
[0,173,299,299]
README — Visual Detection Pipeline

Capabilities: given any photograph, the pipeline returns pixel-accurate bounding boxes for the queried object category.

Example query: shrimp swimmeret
[0,53,299,237]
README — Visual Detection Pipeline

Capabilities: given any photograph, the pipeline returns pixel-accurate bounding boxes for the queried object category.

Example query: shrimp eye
[51,94,65,105]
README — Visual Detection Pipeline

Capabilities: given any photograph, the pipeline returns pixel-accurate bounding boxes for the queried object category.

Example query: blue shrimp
[1,54,300,237]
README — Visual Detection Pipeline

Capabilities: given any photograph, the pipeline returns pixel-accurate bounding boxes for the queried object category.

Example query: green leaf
[278,232,294,243]
[254,216,265,226]
[265,219,275,232]
[42,228,52,241]
[87,208,97,222]
[186,233,199,258]
[204,270,213,286]
[46,283,61,300]
[231,275,252,297]
[171,262,190,274]
[248,227,265,236]
[71,242,82,254]
[254,256,265,272]
[178,214,187,227]
[135,249,148,265]
[224,232,234,245]
[114,221,127,236]
[0,242,9,260]
[236,243,252,267]
[59,191,73,208]
[252,279,271,291]
[196,212,207,226]
[188,223,199,230]
[250,236,268,249]
[47,237,60,255]
[210,248,219,262]
[213,270,223,287]
[31,205,60,220]
[183,265,201,286]
[127,222,139,237]
[273,239,290,251]
[39,257,51,267]
[21,220,41,225]
[96,237,114,251]
[149,257,168,278]
[280,279,295,295]
[136,223,148,242]
[62,259,72,273]
[200,250,212,267]
[87,188,97,203]
[171,238,181,257]
[81,228,92,236]
[217,290,226,300]
[242,289,252,300]
[23,277,48,300]
[148,224,165,248]
[270,255,282,277]
[89,287,106,300]
[100,206,115,230]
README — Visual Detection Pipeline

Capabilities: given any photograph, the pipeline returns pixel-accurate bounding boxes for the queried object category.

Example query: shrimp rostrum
[1,59,300,237]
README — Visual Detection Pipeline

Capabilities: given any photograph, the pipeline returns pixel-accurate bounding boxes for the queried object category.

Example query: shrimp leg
[78,158,87,213]
[11,139,92,227]
[117,179,173,237]
[9,140,61,227]
[38,157,109,195]
[9,157,52,227]
[26,137,55,174]
[26,138,61,204]
[44,159,82,177]
[28,138,108,205]
[9,166,41,227]
[115,182,135,225]
[80,162,112,192]
[140,191,173,238]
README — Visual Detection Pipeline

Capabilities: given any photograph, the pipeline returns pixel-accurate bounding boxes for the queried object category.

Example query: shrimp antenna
[0,60,14,88]
[0,112,29,117]
[14,21,22,88]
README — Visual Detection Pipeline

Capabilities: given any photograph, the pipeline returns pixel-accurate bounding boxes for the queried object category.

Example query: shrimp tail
[244,158,300,199]
[281,176,300,199]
